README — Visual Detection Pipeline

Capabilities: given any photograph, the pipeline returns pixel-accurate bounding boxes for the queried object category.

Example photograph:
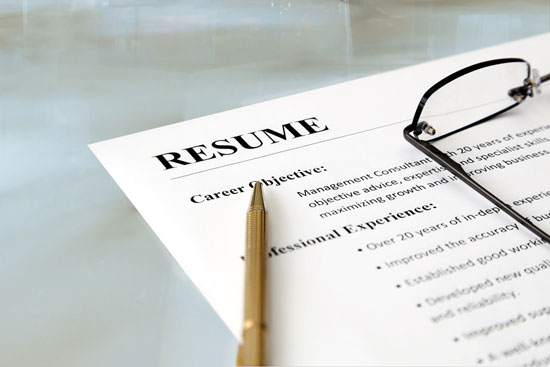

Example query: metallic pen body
[237,183,266,366]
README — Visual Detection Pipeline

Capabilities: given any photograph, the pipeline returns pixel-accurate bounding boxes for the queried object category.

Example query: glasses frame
[403,58,550,243]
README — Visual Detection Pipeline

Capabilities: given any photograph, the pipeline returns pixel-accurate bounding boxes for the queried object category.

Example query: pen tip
[249,182,265,210]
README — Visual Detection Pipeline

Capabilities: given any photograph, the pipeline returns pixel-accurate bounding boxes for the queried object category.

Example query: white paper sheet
[90,34,550,365]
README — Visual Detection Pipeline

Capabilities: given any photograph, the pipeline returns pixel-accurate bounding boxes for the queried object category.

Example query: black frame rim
[402,57,550,244]
[410,58,531,141]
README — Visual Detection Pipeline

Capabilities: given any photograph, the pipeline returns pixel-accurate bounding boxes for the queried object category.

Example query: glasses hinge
[415,121,436,137]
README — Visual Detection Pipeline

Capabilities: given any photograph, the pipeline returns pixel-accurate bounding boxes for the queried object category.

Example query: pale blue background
[1,1,549,366]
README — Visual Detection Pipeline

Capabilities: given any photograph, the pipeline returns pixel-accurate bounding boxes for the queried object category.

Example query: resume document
[90,34,550,366]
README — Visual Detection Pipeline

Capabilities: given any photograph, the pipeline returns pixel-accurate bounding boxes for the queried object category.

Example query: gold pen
[237,182,266,366]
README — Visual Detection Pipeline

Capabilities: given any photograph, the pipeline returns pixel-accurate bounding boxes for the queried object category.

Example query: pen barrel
[241,207,266,366]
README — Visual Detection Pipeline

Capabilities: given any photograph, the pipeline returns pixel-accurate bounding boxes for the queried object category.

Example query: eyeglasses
[403,58,550,243]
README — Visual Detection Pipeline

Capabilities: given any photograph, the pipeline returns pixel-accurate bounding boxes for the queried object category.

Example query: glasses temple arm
[403,127,550,243]
[541,72,550,83]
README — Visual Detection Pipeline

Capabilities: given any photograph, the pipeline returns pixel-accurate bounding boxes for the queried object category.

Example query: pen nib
[249,182,265,210]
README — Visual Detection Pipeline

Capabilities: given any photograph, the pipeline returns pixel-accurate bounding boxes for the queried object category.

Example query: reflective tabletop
[1,1,549,366]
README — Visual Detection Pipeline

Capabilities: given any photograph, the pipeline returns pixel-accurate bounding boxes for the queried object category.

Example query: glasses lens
[416,61,529,141]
